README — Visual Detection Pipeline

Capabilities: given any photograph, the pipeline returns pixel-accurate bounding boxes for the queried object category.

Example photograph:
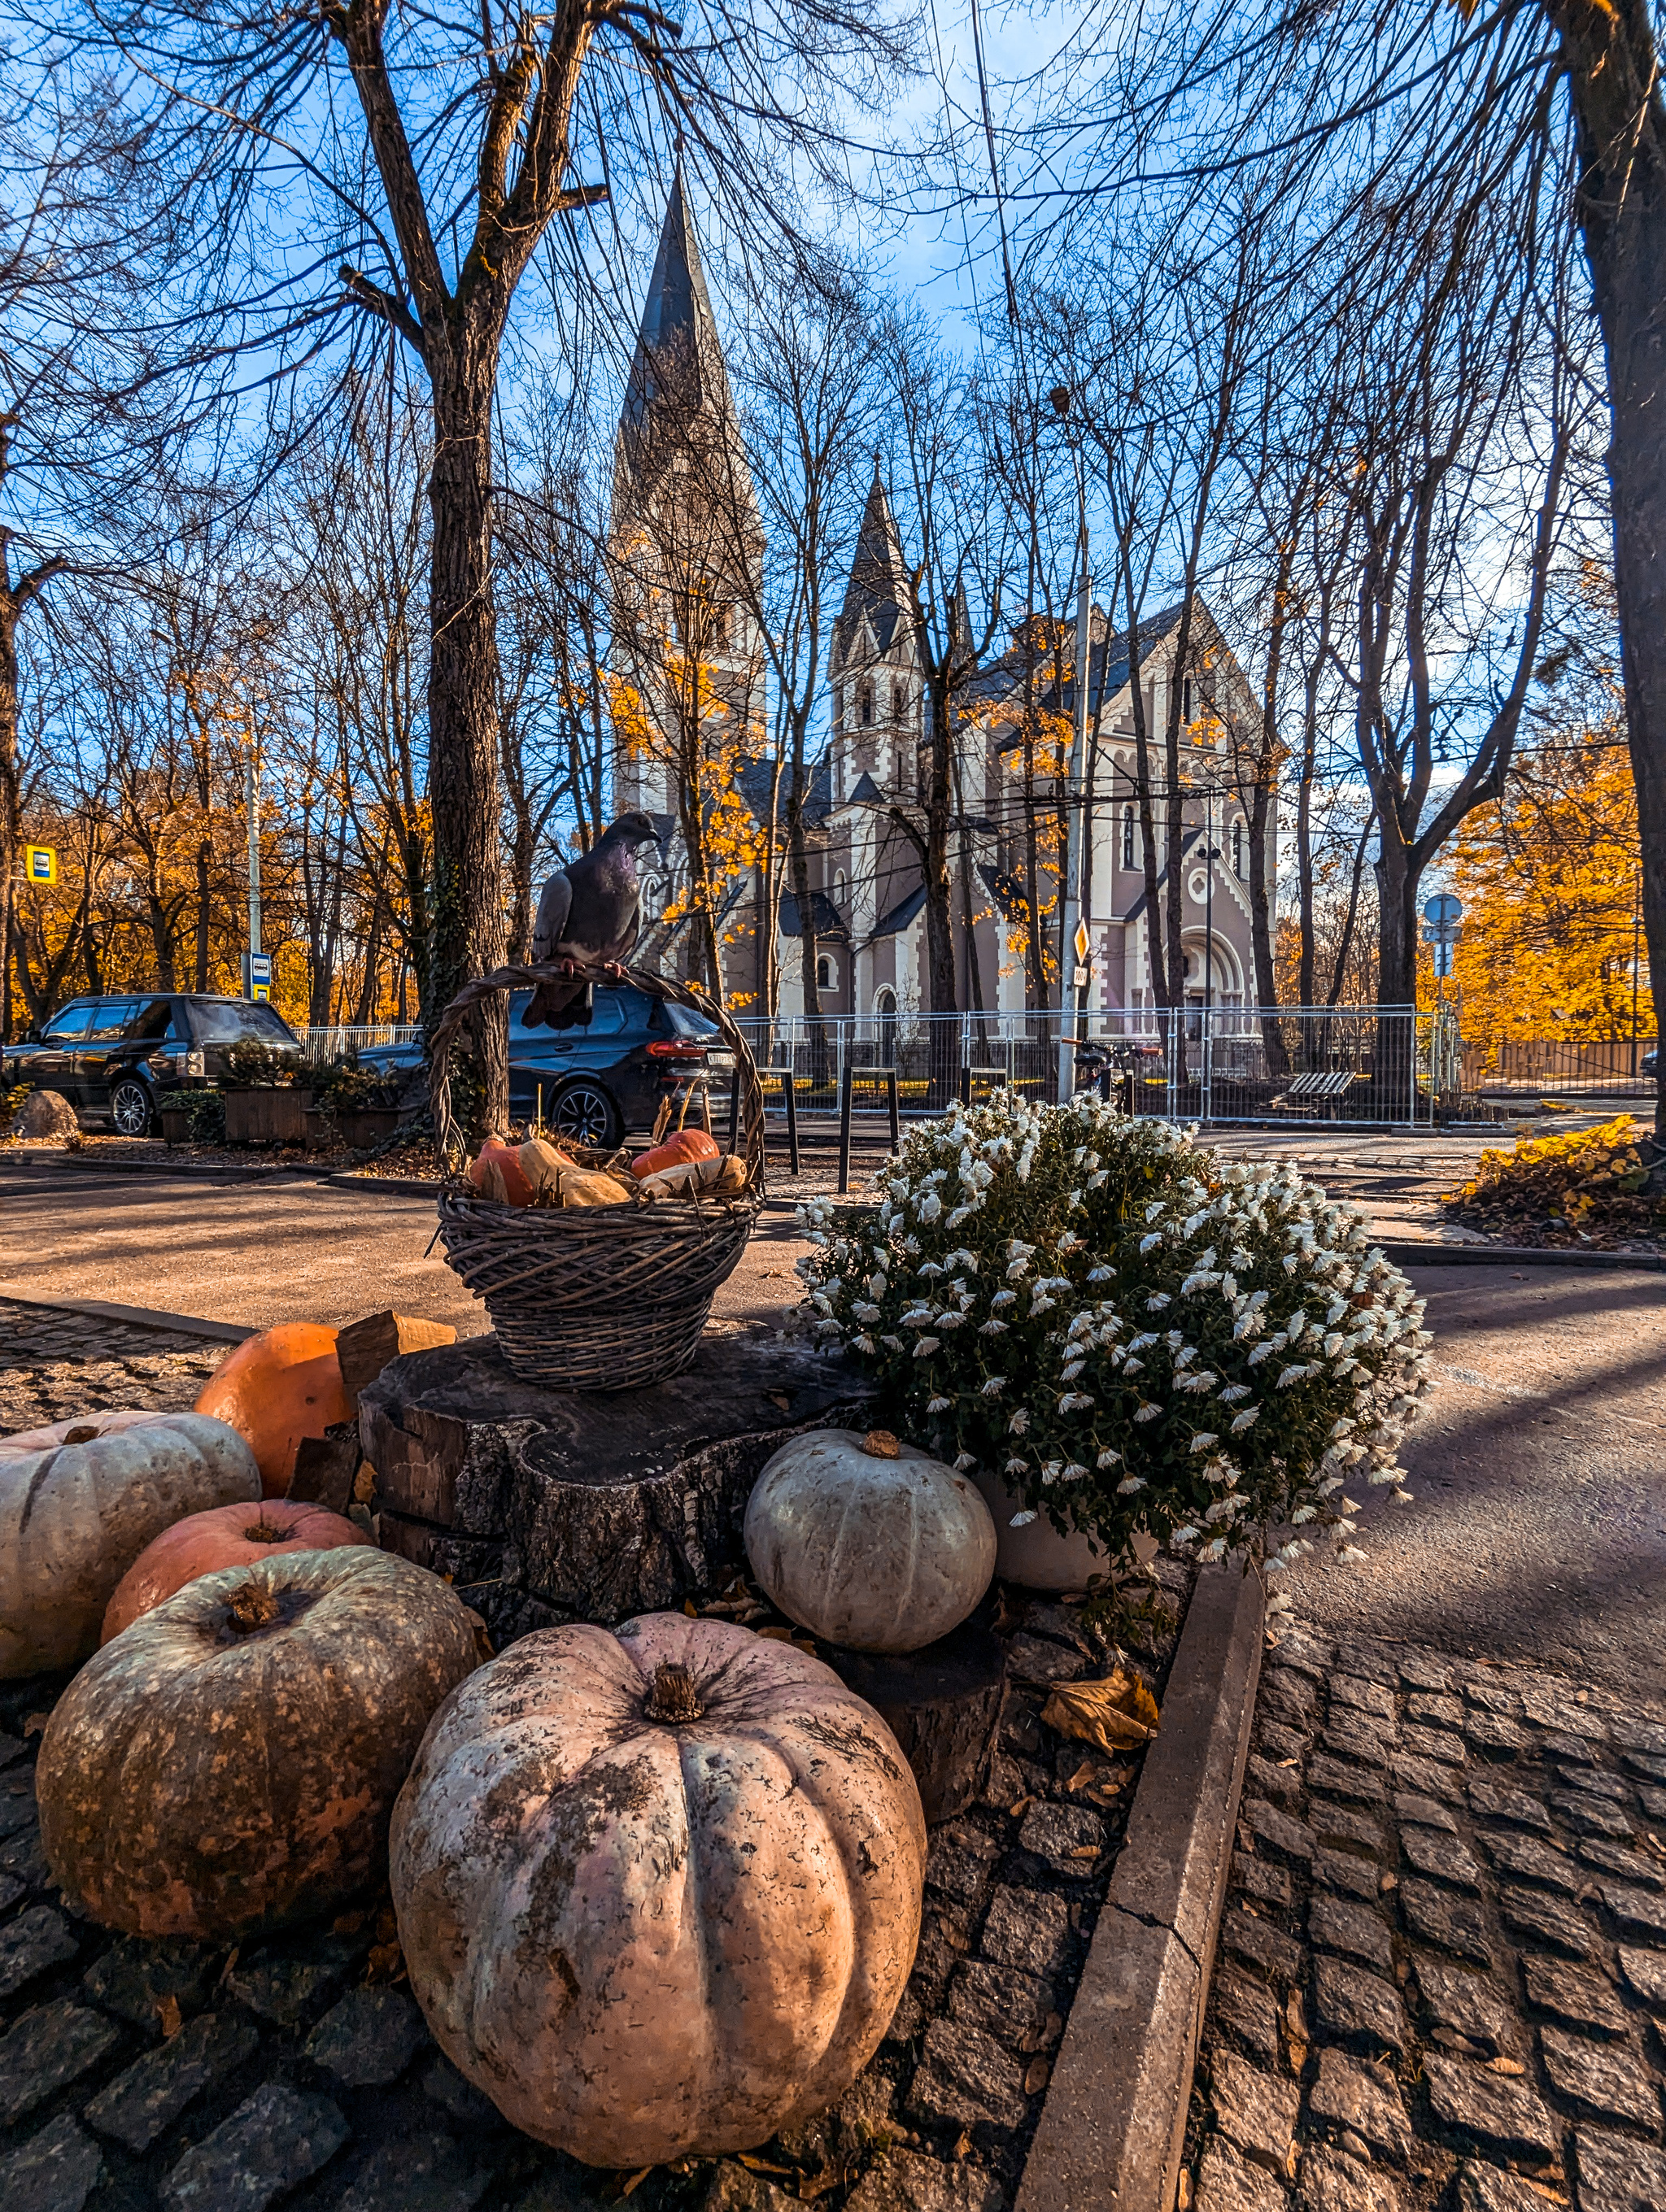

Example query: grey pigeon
[523,811,663,1029]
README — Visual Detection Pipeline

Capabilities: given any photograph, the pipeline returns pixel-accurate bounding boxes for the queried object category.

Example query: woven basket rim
[426,956,766,1199]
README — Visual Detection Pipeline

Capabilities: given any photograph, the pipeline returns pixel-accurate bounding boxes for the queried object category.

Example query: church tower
[830,464,922,806]
[610,174,765,829]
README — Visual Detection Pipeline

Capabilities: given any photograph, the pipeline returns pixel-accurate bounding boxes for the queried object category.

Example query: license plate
[705,1052,735,1072]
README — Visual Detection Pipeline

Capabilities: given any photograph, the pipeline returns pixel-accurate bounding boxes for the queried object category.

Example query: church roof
[835,466,914,664]
[621,172,733,442]
[976,599,1190,726]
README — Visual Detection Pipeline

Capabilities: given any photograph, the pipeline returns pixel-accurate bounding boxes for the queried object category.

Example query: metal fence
[299,1022,421,1063]
[1459,1034,1658,1100]
[733,1005,1463,1128]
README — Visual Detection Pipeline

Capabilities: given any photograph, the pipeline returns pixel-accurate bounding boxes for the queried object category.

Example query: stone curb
[1017,1561,1265,2212]
[0,1289,254,1343]
[321,1171,443,1197]
[1385,1239,1665,1271]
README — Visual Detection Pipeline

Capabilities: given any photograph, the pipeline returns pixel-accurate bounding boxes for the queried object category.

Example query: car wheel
[548,1078,621,1152]
[111,1078,156,1139]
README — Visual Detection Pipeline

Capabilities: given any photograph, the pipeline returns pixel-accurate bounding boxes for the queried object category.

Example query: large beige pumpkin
[37,1546,481,1939]
[0,1411,262,1678]
[744,1427,997,1652]
[390,1613,926,2166]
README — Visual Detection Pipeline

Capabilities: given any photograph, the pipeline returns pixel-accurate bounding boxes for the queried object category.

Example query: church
[610,179,1273,1034]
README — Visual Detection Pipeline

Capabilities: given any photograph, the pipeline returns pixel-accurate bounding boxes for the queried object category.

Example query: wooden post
[958,1065,971,1108]
[838,1064,854,1194]
[781,1070,800,1175]
[887,1068,901,1152]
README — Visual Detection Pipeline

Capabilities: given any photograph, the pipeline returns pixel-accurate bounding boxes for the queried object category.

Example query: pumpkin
[37,1547,481,1940]
[516,1136,574,1201]
[744,1428,997,1653]
[630,1127,720,1180]
[193,1322,351,1497]
[0,1409,172,1458]
[390,1613,925,2166]
[468,1139,535,1206]
[0,1413,261,1679]
[539,1163,633,1208]
[101,1496,371,1644]
[636,1151,748,1200]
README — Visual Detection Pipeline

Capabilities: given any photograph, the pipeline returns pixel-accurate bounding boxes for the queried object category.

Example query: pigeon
[522,810,665,1029]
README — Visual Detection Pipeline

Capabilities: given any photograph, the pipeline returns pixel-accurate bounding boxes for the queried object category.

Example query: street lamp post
[1202,789,1215,1121]
[1049,385,1091,1108]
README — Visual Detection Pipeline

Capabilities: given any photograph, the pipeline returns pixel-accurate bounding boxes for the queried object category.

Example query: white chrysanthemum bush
[796,1091,1433,1600]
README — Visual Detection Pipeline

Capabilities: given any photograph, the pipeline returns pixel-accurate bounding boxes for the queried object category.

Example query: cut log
[287,1421,361,1513]
[356,1329,879,1624]
[337,1311,459,1408]
[826,1620,1007,1825]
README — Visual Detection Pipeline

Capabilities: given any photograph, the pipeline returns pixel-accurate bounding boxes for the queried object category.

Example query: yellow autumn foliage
[1441,1113,1662,1243]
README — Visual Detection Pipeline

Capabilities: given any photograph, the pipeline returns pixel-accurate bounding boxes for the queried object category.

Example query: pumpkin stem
[63,1424,101,1444]
[225,1581,282,1635]
[861,1430,902,1460]
[244,1522,287,1544]
[644,1662,704,1723]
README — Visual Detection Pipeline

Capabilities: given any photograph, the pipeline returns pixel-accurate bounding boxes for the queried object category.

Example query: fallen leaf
[1008,1795,1036,1821]
[1065,1761,1098,1792]
[1067,1844,1101,1860]
[739,2155,793,2175]
[1040,1669,1160,1757]
[353,1463,376,1505]
[1487,2056,1527,2077]
[1285,1990,1307,2041]
[1176,2171,1193,2212]
[683,1599,699,1618]
[1380,1871,1399,1892]
[768,1391,792,1409]
[953,2132,973,2161]
[796,2168,848,2201]
[364,1941,405,1984]
[1275,1756,1299,1769]
[621,2169,655,2199]
[1024,2057,1051,2093]
[218,1948,240,1985]
[22,1713,49,1737]
[155,1994,183,2039]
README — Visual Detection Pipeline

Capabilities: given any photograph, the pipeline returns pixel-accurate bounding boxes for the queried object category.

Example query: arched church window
[1232,820,1244,877]
[894,680,909,721]
[1122,807,1135,870]
[859,681,874,728]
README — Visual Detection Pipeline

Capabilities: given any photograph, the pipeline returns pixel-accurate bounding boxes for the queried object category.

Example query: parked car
[357,984,731,1149]
[2,994,302,1137]
[1643,1047,1658,1082]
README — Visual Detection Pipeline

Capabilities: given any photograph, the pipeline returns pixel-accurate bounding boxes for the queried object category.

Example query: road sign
[1073,920,1091,965]
[1072,964,1089,988]
[24,847,55,886]
[1420,924,1464,943]
[1423,893,1463,926]
[242,951,272,1002]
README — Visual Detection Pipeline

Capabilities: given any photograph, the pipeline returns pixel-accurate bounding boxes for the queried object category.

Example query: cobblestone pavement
[1188,1618,1666,2212]
[0,1300,226,1435]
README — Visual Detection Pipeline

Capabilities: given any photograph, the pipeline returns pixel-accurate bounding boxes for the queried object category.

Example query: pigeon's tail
[522,977,591,1030]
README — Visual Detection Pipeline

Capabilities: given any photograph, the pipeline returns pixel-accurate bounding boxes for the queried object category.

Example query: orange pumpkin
[468,1139,535,1206]
[194,1323,351,1498]
[630,1128,720,1181]
[101,1497,371,1644]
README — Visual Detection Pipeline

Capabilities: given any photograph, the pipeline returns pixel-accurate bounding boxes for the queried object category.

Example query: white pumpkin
[744,1427,997,1652]
[0,1412,263,1677]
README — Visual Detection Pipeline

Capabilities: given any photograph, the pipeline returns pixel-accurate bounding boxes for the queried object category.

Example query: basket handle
[427,960,766,1192]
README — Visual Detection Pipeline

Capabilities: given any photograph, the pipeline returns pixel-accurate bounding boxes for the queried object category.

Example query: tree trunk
[426,366,508,1134]
[0,594,18,1045]
[1550,0,1666,1171]
[785,735,828,1086]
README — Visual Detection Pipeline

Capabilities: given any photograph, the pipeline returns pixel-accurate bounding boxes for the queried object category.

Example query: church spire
[836,463,913,663]
[621,168,735,454]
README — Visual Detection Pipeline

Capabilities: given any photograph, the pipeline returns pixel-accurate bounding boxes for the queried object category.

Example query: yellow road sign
[1073,919,1091,964]
[24,847,56,886]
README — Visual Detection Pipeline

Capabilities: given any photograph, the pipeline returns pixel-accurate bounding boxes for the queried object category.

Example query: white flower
[1140,1233,1163,1255]
[1337,1544,1367,1564]
[1010,1509,1038,1527]
[1134,1402,1161,1422]
[1247,1342,1275,1366]
[853,1335,876,1353]
[1009,1409,1031,1435]
[953,1453,976,1472]
[880,1335,903,1351]
[853,1302,880,1323]
[1087,1265,1114,1282]
[918,1191,942,1222]
[927,1396,952,1414]
[1116,1474,1146,1494]
[1030,1294,1056,1316]
[979,1318,1009,1336]
[1230,1408,1261,1433]
[1062,1359,1087,1382]
[914,1337,940,1356]
[1218,1383,1250,1404]
[1146,1294,1171,1310]
[992,1288,1017,1309]
[980,1376,1008,1396]
[1097,1448,1121,1469]
[1058,1392,1095,1413]
[1189,1431,1219,1452]
[1276,1365,1308,1390]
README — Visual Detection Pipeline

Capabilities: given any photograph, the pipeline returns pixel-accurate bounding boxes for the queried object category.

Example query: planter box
[337,1107,402,1148]
[224,1087,320,1147]
[159,1108,194,1147]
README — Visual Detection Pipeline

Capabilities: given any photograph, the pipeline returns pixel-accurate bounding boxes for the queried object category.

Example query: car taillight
[646,1041,707,1060]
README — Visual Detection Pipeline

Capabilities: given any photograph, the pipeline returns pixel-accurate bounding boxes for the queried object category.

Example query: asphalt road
[3,1157,1662,1696]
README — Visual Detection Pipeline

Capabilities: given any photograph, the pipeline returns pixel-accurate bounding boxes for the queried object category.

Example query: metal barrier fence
[732,1006,1454,1128]
[1460,1034,1658,1099]
[300,1023,421,1062]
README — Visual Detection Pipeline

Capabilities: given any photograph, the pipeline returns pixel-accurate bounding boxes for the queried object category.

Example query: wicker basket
[428,960,765,1390]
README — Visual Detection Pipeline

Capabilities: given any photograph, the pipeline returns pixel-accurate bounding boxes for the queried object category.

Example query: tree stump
[356,1328,878,1629]
[826,1620,1007,1824]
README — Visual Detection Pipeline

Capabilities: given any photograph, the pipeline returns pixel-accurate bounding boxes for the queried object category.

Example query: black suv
[3,995,302,1136]
[358,984,731,1148]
